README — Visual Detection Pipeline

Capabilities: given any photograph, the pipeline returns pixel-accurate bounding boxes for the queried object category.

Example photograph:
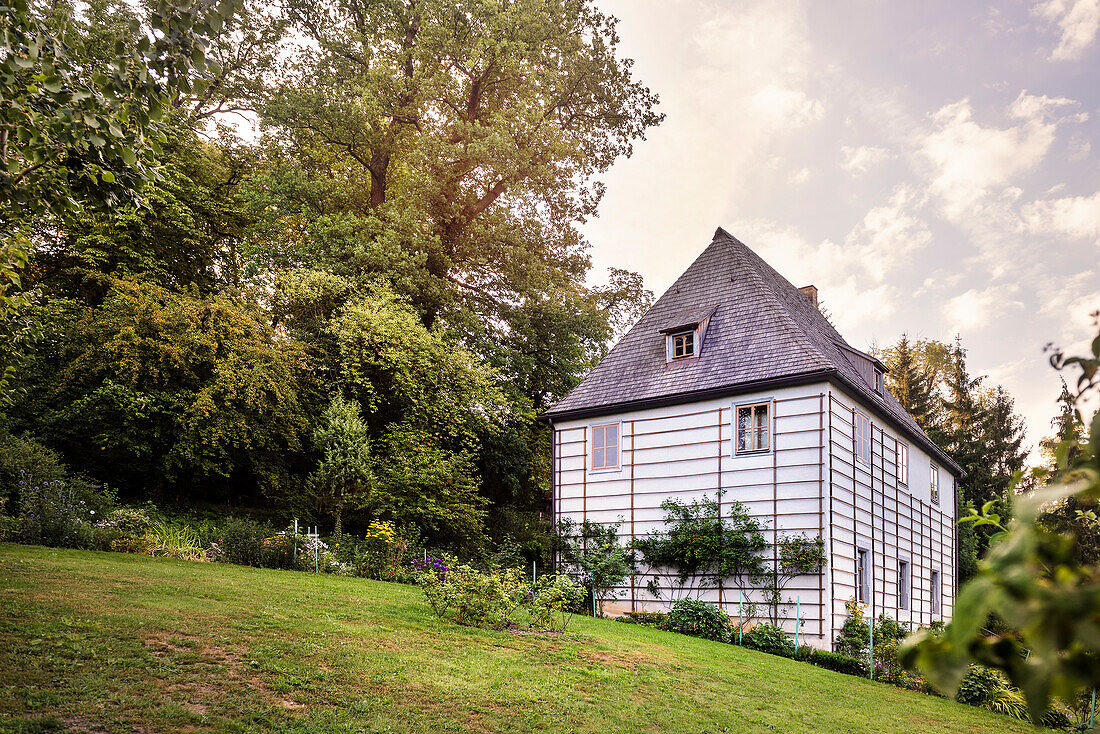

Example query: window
[735,402,770,454]
[896,442,909,485]
[590,423,619,471]
[930,464,940,505]
[854,412,870,465]
[931,570,941,615]
[874,369,884,394]
[857,548,870,604]
[898,560,910,610]
[670,330,695,360]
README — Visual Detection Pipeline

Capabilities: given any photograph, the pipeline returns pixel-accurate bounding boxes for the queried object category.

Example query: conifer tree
[885,333,935,429]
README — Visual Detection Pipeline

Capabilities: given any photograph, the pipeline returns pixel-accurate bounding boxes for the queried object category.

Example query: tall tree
[309,395,374,539]
[880,333,936,428]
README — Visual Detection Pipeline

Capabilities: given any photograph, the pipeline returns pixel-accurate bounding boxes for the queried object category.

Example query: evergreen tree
[308,395,374,540]
[884,333,936,429]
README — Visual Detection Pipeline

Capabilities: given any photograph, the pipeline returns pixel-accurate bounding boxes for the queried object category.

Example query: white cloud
[918,97,1062,223]
[840,145,891,175]
[845,186,932,281]
[1034,0,1100,60]
[731,218,900,330]
[941,286,1025,333]
[789,167,812,185]
[1023,191,1100,239]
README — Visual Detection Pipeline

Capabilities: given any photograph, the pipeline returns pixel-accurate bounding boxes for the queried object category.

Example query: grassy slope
[0,545,1040,734]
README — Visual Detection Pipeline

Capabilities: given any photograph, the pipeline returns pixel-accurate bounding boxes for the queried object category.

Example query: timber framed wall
[552,385,832,646]
[825,387,956,641]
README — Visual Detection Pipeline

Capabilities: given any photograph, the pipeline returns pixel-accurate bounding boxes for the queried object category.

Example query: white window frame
[667,329,696,360]
[898,559,910,610]
[589,421,622,473]
[930,464,940,505]
[857,548,870,605]
[733,400,772,456]
[854,412,871,465]
[896,442,909,486]
[874,369,884,395]
[931,570,941,616]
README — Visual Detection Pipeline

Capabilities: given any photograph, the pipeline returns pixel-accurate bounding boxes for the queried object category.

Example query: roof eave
[827,371,965,478]
[538,369,836,424]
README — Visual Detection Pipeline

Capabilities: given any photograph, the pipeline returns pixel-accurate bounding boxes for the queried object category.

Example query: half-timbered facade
[541,228,963,649]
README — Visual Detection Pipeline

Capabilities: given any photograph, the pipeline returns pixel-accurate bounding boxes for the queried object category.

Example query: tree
[879,334,935,427]
[902,318,1100,722]
[635,493,769,603]
[309,395,374,539]
[16,278,309,502]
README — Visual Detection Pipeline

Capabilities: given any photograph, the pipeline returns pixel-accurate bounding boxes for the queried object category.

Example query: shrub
[808,649,867,676]
[743,622,795,657]
[622,610,667,627]
[556,518,635,615]
[148,521,207,561]
[834,598,870,662]
[956,665,1004,706]
[0,434,67,514]
[213,517,273,566]
[0,513,18,541]
[17,479,104,548]
[530,575,585,631]
[664,597,732,642]
[873,639,926,690]
[349,521,415,580]
[419,565,530,630]
[93,506,153,553]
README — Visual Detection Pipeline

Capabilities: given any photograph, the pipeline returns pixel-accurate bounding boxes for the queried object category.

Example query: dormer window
[670,330,695,360]
[874,369,884,394]
[660,305,717,364]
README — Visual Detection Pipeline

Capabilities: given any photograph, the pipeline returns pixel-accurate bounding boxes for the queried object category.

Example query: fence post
[293,519,298,564]
[591,582,597,617]
[868,617,874,680]
[532,559,537,585]
[795,596,801,649]
[1090,687,1095,729]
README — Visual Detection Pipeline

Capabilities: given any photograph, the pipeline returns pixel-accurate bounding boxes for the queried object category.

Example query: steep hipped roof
[543,228,962,476]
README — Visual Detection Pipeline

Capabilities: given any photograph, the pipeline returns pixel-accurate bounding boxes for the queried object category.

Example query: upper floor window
[735,402,770,454]
[896,442,909,485]
[669,330,695,360]
[930,464,940,505]
[591,423,619,471]
[874,369,884,394]
[854,412,870,465]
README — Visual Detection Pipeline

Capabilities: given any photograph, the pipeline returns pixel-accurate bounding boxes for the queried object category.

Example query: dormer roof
[541,227,962,476]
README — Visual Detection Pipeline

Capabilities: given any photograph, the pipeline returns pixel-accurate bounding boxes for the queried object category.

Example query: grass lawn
[0,544,1043,733]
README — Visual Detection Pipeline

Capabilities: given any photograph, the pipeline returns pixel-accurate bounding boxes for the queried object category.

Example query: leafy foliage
[664,597,732,642]
[901,319,1100,722]
[807,649,867,676]
[742,622,795,657]
[555,518,635,615]
[419,565,529,630]
[763,534,826,624]
[635,493,768,602]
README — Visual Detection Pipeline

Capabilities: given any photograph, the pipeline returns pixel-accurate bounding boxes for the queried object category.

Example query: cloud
[1034,0,1100,60]
[788,167,812,185]
[731,218,900,330]
[845,186,932,281]
[918,96,1064,223]
[840,145,891,174]
[1023,190,1100,239]
[941,285,1025,333]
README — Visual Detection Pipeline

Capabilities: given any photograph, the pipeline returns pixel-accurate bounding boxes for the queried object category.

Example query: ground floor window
[857,548,870,604]
[898,560,910,610]
[735,402,770,454]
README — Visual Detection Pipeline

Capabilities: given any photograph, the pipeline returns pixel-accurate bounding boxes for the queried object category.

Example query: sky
[582,0,1100,458]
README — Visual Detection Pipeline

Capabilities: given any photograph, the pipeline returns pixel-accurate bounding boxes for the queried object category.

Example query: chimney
[799,285,819,309]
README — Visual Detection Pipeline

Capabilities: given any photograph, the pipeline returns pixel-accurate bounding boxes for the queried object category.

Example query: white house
[541,228,962,649]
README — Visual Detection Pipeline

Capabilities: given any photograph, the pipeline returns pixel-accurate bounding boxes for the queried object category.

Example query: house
[541,228,962,649]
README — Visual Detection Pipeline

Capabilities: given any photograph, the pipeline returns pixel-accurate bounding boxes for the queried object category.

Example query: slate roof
[542,228,962,475]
